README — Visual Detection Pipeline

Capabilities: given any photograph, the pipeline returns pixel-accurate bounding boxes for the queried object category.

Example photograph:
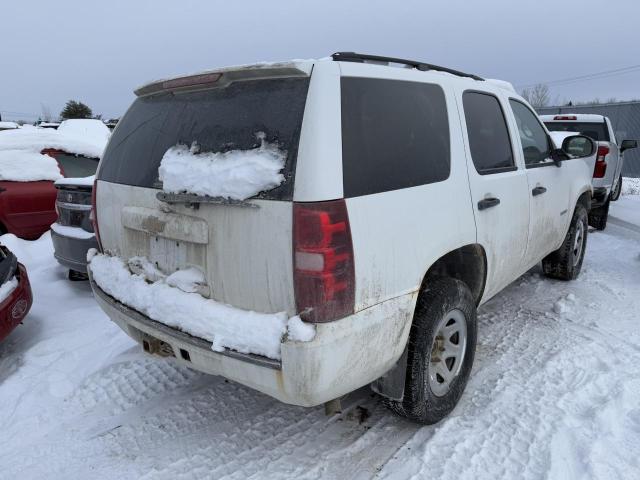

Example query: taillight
[293,200,355,323]
[90,179,103,251]
[554,115,577,120]
[594,145,609,178]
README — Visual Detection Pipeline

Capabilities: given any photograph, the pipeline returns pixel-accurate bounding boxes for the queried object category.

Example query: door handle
[0,187,5,193]
[532,186,547,196]
[477,197,501,211]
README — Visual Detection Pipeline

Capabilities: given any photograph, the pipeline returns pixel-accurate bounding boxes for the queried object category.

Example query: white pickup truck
[541,114,638,229]
[88,54,597,424]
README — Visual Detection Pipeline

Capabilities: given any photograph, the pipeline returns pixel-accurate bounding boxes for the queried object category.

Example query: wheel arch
[371,243,486,401]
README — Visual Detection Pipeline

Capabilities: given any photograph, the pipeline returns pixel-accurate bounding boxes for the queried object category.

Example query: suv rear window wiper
[155,192,259,209]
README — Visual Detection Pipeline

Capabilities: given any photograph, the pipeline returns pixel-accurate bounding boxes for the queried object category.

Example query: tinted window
[462,92,514,174]
[341,78,450,197]
[509,100,552,165]
[55,153,99,178]
[98,77,310,201]
[543,122,609,142]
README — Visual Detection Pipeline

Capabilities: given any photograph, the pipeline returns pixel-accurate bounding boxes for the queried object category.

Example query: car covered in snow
[0,120,109,240]
[541,114,638,230]
[88,53,596,424]
[0,243,32,342]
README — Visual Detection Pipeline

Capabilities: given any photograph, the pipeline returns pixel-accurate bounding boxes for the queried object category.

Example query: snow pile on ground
[88,253,314,359]
[621,176,640,196]
[0,276,18,303]
[158,134,286,200]
[0,119,110,159]
[0,149,63,181]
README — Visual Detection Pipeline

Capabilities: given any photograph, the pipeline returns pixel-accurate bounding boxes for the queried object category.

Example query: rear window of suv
[543,121,610,142]
[340,78,450,197]
[98,77,310,201]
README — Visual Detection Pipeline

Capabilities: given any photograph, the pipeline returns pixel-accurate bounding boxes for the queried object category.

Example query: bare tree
[40,103,53,122]
[521,83,550,107]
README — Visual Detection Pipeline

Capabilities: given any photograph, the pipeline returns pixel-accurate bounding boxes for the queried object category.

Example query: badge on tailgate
[121,206,208,244]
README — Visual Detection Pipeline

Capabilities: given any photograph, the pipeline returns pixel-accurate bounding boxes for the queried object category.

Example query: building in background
[537,101,640,177]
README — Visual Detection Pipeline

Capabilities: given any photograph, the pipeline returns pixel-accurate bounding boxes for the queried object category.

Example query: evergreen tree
[60,100,93,119]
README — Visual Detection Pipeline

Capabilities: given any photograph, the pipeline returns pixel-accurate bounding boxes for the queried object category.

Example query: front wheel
[543,203,588,280]
[385,277,477,424]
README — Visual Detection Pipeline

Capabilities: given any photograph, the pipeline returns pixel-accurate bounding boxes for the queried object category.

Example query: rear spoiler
[135,65,310,97]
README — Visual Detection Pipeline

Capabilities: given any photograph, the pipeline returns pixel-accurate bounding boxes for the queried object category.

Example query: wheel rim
[428,308,467,397]
[572,220,585,266]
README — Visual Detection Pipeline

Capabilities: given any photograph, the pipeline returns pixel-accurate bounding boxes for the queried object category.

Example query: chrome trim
[55,201,91,211]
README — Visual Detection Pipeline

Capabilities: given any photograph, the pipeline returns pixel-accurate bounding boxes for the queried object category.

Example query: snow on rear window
[158,134,286,200]
[0,150,63,182]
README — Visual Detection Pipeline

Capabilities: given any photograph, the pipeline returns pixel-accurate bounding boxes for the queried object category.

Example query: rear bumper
[89,271,416,406]
[51,228,98,273]
[0,264,33,342]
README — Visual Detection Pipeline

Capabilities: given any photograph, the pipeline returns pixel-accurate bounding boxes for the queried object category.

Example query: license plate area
[149,236,188,273]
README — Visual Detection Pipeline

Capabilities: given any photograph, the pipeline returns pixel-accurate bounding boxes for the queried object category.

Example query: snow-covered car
[0,121,19,132]
[0,119,109,241]
[541,114,638,230]
[0,244,32,342]
[88,53,596,424]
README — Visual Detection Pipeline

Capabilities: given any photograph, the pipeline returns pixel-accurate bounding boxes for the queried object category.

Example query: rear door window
[98,77,310,201]
[543,121,610,142]
[462,91,515,174]
[340,78,450,197]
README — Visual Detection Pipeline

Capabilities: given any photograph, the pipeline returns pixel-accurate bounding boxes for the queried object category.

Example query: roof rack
[331,52,484,81]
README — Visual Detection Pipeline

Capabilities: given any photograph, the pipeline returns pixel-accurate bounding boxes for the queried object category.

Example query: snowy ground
[1,196,639,479]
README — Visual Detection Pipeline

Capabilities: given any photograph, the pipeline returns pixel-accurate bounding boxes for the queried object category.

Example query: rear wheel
[588,197,610,231]
[385,277,477,424]
[543,203,588,280]
[611,174,622,201]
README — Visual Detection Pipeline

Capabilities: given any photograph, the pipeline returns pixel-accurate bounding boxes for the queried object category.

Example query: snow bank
[0,119,110,159]
[0,121,19,130]
[621,177,640,196]
[50,223,95,240]
[89,253,314,359]
[55,175,94,187]
[0,276,18,304]
[158,135,286,200]
[0,149,63,181]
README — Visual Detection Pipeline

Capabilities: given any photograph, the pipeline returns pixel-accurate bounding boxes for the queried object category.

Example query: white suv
[88,52,596,424]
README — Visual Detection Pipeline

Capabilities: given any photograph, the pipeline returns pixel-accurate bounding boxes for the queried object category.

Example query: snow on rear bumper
[89,273,416,407]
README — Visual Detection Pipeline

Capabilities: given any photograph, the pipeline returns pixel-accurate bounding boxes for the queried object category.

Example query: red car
[0,245,32,342]
[0,149,99,240]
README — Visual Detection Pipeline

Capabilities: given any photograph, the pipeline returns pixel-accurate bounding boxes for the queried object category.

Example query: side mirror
[620,139,637,153]
[561,135,595,159]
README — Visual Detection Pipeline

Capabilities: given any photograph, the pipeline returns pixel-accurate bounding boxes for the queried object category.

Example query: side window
[509,100,552,166]
[462,91,515,174]
[341,78,450,197]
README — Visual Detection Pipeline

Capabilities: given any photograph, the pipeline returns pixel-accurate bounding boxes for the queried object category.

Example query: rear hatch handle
[156,192,259,209]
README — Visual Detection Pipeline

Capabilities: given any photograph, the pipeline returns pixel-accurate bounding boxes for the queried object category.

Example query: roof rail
[331,52,484,81]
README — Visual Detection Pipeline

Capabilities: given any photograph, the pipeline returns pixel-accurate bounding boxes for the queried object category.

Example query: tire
[385,276,477,424]
[611,174,622,201]
[588,198,610,231]
[542,203,588,280]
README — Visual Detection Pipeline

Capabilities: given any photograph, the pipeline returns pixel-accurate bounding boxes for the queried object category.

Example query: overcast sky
[2,0,639,122]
